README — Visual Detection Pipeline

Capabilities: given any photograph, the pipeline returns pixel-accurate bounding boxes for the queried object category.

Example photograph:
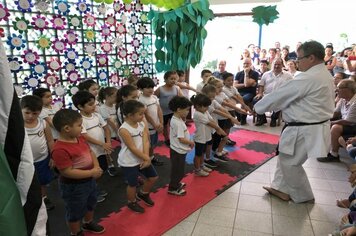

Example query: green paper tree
[149,0,214,72]
[252,5,279,47]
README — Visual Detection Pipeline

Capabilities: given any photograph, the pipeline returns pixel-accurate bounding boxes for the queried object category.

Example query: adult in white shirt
[255,41,335,203]
[254,58,293,127]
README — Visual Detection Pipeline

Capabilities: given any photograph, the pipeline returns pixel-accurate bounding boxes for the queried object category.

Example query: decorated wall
[1,0,154,108]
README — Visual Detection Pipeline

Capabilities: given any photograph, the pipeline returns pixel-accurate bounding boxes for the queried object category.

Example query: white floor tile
[234,210,273,234]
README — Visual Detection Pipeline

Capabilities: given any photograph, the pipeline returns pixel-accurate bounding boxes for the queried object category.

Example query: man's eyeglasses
[296,55,311,61]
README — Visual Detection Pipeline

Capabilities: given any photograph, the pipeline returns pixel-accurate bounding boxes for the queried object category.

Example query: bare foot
[336,198,350,209]
[263,186,291,201]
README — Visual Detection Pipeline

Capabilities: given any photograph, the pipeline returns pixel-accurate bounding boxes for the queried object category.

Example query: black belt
[285,119,329,127]
[275,119,329,155]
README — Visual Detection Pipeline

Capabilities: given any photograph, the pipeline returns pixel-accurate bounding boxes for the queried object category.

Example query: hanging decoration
[149,0,214,71]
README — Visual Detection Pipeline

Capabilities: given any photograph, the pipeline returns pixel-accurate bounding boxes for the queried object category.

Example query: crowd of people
[21,40,356,236]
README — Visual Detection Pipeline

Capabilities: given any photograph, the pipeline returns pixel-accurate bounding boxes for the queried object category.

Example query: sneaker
[270,119,277,127]
[82,221,105,234]
[97,195,105,203]
[204,159,218,168]
[136,191,154,206]
[214,153,229,162]
[317,153,340,162]
[107,167,118,177]
[202,165,212,172]
[43,197,55,211]
[164,140,170,146]
[151,156,164,166]
[221,150,229,156]
[179,182,186,189]
[168,188,187,196]
[127,201,145,213]
[226,139,236,146]
[98,190,108,197]
[195,169,209,177]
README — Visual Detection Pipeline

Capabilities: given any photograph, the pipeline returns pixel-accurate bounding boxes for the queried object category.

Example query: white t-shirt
[223,85,239,107]
[118,121,145,167]
[39,106,59,139]
[193,110,213,144]
[215,92,234,112]
[138,94,160,135]
[170,115,191,154]
[335,94,356,121]
[196,81,205,93]
[81,112,107,157]
[180,82,190,98]
[208,99,224,121]
[260,71,292,95]
[99,104,118,138]
[26,118,48,162]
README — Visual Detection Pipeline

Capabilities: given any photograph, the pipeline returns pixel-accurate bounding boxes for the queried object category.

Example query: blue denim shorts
[121,164,158,187]
[59,178,97,222]
[34,156,53,185]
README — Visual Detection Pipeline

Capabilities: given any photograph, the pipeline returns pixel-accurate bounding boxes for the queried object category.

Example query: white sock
[330,151,338,157]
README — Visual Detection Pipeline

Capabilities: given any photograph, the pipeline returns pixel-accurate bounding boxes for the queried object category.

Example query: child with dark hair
[154,71,183,146]
[196,69,212,93]
[137,77,164,166]
[167,96,193,195]
[72,91,113,203]
[190,94,226,176]
[78,79,100,110]
[176,70,197,97]
[21,95,55,210]
[98,86,119,177]
[118,100,158,213]
[115,85,139,125]
[33,87,60,139]
[51,109,105,235]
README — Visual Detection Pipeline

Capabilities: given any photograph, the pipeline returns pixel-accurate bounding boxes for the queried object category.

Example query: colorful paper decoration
[85,29,95,41]
[54,84,66,96]
[64,61,76,72]
[16,0,33,13]
[22,49,39,64]
[52,38,67,53]
[0,27,4,37]
[67,84,78,96]
[44,73,59,86]
[0,4,10,22]
[68,15,82,28]
[32,15,49,31]
[7,34,26,50]
[37,36,51,49]
[109,72,119,84]
[55,0,70,15]
[76,0,90,14]
[80,57,93,70]
[97,54,108,66]
[101,24,111,37]
[64,48,78,61]
[34,0,50,12]
[97,3,107,15]
[64,30,78,45]
[51,15,67,30]
[23,75,40,89]
[13,17,30,33]
[105,14,115,26]
[98,69,107,81]
[68,70,80,82]
[84,44,96,55]
[8,57,23,72]
[31,62,47,76]
[47,57,62,71]
[84,13,96,27]
[113,59,122,69]
[101,41,112,53]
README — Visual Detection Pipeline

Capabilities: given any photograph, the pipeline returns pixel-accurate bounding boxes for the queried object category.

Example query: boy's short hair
[72,91,95,110]
[168,96,192,111]
[222,72,234,81]
[78,79,98,91]
[136,77,155,89]
[20,95,43,112]
[176,70,185,77]
[53,109,82,132]
[122,100,145,116]
[33,88,51,98]
[201,69,212,78]
[190,94,212,107]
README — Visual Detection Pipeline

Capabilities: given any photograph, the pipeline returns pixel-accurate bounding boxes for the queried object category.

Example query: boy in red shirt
[51,109,105,236]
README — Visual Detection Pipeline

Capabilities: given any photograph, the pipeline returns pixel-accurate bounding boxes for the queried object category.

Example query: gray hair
[297,40,325,61]
[338,79,356,94]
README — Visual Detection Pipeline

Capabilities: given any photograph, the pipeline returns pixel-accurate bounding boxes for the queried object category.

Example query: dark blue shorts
[150,132,158,147]
[59,178,97,222]
[121,164,158,187]
[163,113,173,125]
[97,155,108,171]
[34,156,53,186]
[194,140,212,156]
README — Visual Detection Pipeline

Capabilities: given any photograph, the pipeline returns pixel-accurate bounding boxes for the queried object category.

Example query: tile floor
[164,118,354,236]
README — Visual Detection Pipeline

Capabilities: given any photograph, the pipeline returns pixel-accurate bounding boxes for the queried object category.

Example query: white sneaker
[195,169,209,177]
[202,165,212,172]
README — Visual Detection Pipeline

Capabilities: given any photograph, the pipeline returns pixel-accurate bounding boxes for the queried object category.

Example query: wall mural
[0,0,154,108]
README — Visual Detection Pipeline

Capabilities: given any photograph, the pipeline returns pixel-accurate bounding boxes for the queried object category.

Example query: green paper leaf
[155,50,165,60]
[155,39,164,49]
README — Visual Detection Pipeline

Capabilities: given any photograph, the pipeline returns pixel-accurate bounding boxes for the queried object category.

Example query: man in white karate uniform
[254,40,335,203]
